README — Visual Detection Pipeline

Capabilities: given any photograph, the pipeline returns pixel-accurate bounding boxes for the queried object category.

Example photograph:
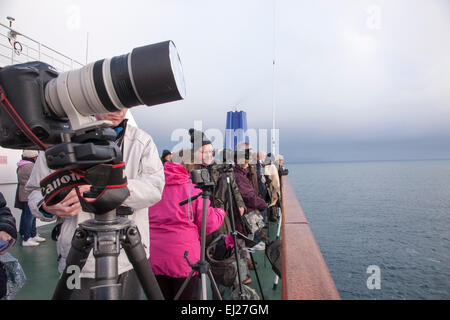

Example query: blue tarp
[224,111,248,150]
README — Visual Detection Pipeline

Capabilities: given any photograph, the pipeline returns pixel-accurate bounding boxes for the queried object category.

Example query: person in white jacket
[25,109,165,299]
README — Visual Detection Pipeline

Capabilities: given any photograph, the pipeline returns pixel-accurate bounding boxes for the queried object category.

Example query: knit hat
[189,128,212,151]
[161,149,172,158]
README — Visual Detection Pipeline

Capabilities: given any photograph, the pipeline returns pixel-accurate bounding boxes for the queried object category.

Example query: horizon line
[286,158,450,164]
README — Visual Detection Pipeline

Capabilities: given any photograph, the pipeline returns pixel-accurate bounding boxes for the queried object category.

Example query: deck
[8,175,339,300]
[8,219,282,300]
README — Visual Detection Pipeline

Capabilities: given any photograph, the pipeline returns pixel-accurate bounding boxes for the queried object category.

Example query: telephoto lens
[45,40,186,118]
[0,40,185,149]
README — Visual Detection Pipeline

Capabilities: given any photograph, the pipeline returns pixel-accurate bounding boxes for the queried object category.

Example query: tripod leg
[249,251,265,300]
[90,230,122,300]
[233,236,245,298]
[201,273,208,300]
[276,207,282,239]
[122,226,164,300]
[52,228,93,300]
[174,269,195,300]
[207,268,223,300]
[223,174,245,299]
[273,274,279,290]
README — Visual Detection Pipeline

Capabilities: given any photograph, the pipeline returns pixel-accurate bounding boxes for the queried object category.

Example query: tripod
[48,128,164,300]
[221,169,265,300]
[174,186,223,300]
[52,208,164,300]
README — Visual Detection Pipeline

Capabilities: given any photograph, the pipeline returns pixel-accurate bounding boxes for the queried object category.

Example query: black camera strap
[0,84,48,151]
[1,84,129,212]
[40,168,85,206]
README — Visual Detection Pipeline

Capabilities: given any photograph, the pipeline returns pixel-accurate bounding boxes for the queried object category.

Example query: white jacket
[264,163,280,207]
[26,124,165,278]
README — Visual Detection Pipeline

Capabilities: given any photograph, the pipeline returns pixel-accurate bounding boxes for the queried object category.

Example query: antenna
[85,31,89,64]
[6,16,22,56]
[271,0,277,155]
[6,16,15,28]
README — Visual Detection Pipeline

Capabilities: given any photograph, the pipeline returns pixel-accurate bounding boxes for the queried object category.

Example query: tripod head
[40,125,130,215]
[215,162,234,174]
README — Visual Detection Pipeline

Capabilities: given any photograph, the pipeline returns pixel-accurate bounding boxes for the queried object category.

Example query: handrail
[281,176,340,300]
[0,22,83,70]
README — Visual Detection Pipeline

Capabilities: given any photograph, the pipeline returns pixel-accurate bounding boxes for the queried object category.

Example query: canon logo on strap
[41,171,82,199]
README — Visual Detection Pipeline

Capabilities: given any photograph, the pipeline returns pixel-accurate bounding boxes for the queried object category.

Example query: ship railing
[281,176,341,299]
[0,22,83,71]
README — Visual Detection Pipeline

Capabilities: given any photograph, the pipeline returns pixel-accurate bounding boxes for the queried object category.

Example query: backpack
[206,235,237,287]
[230,284,260,300]
[265,240,282,277]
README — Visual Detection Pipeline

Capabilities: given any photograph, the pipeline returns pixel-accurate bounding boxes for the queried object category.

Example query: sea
[288,160,450,300]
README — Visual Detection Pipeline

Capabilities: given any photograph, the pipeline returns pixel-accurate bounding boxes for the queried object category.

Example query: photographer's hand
[0,231,12,242]
[42,185,91,218]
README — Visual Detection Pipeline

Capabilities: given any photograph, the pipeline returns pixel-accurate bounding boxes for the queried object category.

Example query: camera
[221,148,235,165]
[190,168,214,187]
[234,147,251,165]
[0,40,185,150]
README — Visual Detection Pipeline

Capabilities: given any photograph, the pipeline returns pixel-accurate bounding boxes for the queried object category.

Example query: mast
[85,32,89,64]
[271,0,277,155]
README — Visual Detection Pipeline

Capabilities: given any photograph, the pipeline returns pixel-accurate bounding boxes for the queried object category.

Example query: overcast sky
[1,0,450,162]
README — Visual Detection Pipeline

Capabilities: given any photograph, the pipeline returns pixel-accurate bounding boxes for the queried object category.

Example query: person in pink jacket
[148,160,225,300]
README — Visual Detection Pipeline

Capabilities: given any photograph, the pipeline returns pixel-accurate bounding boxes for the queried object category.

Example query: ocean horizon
[287,158,450,165]
[288,159,450,299]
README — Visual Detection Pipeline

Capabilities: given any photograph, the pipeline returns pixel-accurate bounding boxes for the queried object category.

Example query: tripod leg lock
[184,251,194,268]
[92,231,120,257]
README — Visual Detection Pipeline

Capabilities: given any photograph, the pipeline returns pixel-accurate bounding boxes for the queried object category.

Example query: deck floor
[8,221,281,300]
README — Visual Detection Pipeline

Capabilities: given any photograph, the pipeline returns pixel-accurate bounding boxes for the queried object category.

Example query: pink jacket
[148,162,225,278]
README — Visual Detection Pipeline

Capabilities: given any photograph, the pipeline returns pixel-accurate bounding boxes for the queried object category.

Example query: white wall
[0,146,53,228]
[0,146,24,229]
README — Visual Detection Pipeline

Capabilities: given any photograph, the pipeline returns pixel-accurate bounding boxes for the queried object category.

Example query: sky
[1,0,449,162]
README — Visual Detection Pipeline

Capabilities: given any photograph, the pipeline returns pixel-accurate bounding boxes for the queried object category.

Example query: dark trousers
[19,203,36,241]
[69,269,142,300]
[156,274,197,300]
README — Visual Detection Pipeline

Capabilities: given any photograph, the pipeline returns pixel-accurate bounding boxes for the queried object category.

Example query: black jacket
[0,192,17,240]
[205,163,247,241]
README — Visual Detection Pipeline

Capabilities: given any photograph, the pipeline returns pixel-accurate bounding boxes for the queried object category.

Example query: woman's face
[195,144,214,166]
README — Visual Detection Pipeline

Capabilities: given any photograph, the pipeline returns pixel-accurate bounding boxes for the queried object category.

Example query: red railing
[281,176,340,300]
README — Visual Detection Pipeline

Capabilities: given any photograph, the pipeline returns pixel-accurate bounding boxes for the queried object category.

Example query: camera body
[0,61,71,149]
[190,168,215,188]
[233,147,251,165]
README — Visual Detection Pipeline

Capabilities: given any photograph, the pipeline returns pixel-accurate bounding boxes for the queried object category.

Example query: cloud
[1,0,449,161]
